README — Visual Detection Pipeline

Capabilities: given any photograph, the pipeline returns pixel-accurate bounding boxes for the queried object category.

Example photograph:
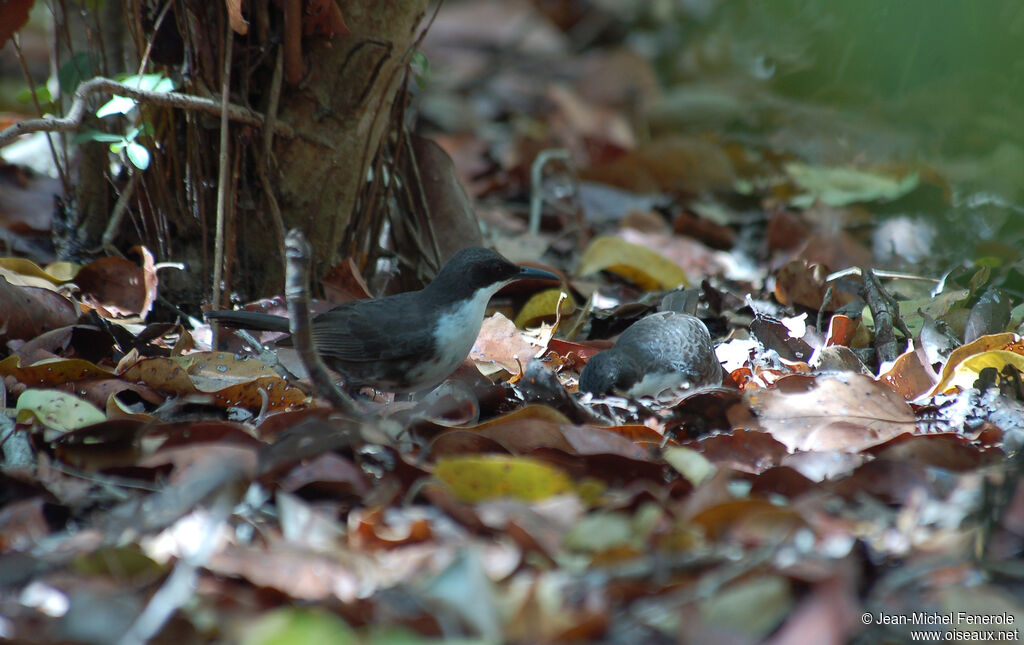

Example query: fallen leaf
[576,236,688,290]
[747,374,916,452]
[930,333,1021,395]
[514,288,575,328]
[434,455,574,503]
[16,389,106,432]
[785,163,918,207]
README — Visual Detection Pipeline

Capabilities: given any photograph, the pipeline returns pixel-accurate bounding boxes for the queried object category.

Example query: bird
[578,311,722,398]
[206,247,560,393]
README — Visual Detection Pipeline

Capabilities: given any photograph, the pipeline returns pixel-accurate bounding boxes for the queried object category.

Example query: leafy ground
[3,1,1024,644]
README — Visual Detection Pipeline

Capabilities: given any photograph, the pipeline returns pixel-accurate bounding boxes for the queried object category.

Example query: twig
[232,328,300,382]
[861,267,911,366]
[211,26,234,309]
[0,77,304,149]
[11,36,69,192]
[100,170,142,253]
[817,284,834,334]
[257,47,287,262]
[826,266,939,284]
[135,0,174,78]
[284,229,361,414]
[529,148,571,235]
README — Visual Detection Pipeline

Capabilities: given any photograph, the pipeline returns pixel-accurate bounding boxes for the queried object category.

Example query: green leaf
[16,85,52,105]
[97,95,138,118]
[785,162,918,207]
[97,75,175,118]
[125,142,150,170]
[411,50,430,89]
[114,73,175,93]
[71,130,126,145]
[58,53,97,94]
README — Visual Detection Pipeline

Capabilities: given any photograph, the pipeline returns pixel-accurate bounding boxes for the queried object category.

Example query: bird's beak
[516,265,561,283]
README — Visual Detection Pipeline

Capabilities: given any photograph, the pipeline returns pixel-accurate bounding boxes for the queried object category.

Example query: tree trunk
[138,1,427,308]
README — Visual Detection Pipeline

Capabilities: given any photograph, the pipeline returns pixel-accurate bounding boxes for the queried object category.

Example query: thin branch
[11,36,70,192]
[211,24,234,308]
[0,76,306,149]
[284,228,361,414]
[257,47,287,263]
[100,169,142,252]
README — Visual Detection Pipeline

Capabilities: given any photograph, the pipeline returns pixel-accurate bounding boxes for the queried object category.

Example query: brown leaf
[402,135,484,260]
[75,248,158,318]
[471,314,546,377]
[879,348,937,400]
[0,275,78,343]
[747,374,916,452]
[0,0,33,48]
[224,0,248,35]
[694,429,788,473]
[320,258,372,305]
[775,260,832,310]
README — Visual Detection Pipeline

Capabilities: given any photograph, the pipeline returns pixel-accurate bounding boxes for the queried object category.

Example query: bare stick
[211,25,234,308]
[0,77,305,148]
[100,170,142,252]
[284,229,361,413]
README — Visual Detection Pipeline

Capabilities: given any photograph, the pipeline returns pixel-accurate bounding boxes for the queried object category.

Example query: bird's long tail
[205,310,291,332]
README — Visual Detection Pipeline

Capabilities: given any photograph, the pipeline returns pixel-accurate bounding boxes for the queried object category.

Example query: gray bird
[579,311,722,397]
[206,247,559,392]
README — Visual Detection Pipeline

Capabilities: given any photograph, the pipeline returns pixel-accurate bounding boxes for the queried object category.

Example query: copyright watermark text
[862,611,1019,642]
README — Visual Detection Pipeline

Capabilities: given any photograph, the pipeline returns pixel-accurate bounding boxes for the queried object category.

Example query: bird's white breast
[407,283,502,388]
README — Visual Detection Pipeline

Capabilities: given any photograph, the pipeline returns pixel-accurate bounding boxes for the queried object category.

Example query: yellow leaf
[929,332,1019,395]
[514,288,576,328]
[576,236,688,290]
[0,257,68,284]
[434,454,573,503]
[944,350,1024,392]
[16,389,106,432]
[664,446,716,486]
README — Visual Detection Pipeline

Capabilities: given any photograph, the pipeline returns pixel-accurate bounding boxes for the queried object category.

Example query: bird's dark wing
[310,292,434,363]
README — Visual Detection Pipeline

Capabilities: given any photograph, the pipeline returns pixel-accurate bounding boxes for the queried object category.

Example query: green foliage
[411,50,430,89]
[15,84,52,108]
[58,52,97,94]
[88,74,174,170]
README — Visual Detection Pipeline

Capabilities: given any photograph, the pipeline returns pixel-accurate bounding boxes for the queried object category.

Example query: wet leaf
[0,356,115,387]
[16,389,106,432]
[0,275,78,343]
